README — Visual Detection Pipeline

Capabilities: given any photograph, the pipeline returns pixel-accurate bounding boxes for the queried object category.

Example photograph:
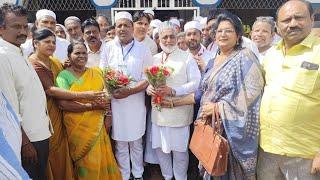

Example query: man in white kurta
[132,10,160,165]
[0,5,51,179]
[82,18,105,67]
[133,11,158,55]
[21,9,69,61]
[250,16,275,63]
[147,21,201,180]
[184,21,215,73]
[99,12,153,180]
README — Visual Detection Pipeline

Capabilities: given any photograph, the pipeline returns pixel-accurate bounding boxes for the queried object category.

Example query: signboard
[192,0,223,7]
[90,0,116,9]
[0,0,19,5]
[307,0,320,8]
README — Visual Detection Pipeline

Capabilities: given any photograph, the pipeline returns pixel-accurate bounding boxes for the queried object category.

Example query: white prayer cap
[193,16,203,22]
[169,19,180,27]
[150,19,162,28]
[200,17,207,29]
[36,9,56,20]
[143,9,154,17]
[152,28,159,40]
[114,11,132,22]
[184,21,202,32]
[200,17,207,26]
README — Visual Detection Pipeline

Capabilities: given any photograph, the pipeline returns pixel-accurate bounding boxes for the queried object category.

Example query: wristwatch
[171,88,176,97]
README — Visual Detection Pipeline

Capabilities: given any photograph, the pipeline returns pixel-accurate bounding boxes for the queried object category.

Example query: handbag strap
[211,106,223,135]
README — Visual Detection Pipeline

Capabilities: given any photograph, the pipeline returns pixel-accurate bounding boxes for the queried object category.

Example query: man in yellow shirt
[258,0,320,179]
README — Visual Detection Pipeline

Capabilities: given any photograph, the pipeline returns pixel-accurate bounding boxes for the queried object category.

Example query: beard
[160,42,178,54]
[202,37,213,48]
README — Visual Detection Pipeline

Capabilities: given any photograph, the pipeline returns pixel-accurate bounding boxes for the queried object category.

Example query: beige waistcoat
[152,49,194,127]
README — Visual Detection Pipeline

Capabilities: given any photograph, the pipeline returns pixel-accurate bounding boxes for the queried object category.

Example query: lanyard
[121,41,135,62]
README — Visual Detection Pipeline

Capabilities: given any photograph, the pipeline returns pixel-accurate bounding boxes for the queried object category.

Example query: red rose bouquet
[104,67,134,94]
[145,65,173,111]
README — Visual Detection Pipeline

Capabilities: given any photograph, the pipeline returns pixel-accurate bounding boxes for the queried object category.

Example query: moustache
[16,35,27,40]
[287,28,302,34]
[88,36,97,41]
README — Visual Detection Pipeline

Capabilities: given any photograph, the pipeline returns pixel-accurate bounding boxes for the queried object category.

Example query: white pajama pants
[155,148,189,180]
[115,138,144,180]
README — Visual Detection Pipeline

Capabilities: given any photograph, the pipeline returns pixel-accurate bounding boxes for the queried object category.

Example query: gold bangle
[170,99,174,108]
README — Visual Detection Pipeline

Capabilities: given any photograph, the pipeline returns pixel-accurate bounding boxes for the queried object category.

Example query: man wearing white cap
[143,9,154,20]
[169,18,181,33]
[21,9,70,62]
[147,19,162,38]
[184,21,214,73]
[64,16,83,42]
[146,21,201,180]
[99,11,153,180]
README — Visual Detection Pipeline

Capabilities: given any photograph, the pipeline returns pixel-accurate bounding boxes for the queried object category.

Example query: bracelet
[105,110,112,116]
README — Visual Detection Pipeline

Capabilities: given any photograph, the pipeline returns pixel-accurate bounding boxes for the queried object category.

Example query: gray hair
[253,16,275,33]
[64,16,81,26]
[177,32,185,39]
[158,21,177,37]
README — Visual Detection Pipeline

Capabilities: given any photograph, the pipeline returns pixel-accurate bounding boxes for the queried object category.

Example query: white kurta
[86,40,105,67]
[0,38,51,142]
[188,44,215,67]
[141,35,158,55]
[21,37,70,62]
[100,37,153,141]
[151,49,200,152]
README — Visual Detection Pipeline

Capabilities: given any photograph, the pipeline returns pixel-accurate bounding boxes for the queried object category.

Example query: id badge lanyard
[119,40,135,75]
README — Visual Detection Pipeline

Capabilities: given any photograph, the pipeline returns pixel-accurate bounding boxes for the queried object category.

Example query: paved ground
[142,152,201,180]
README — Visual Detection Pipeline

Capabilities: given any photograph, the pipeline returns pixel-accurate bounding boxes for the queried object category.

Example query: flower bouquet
[103,67,134,94]
[145,65,173,111]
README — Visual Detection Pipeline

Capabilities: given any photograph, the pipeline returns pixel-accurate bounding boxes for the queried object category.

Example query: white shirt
[100,37,153,141]
[188,44,215,66]
[86,40,105,67]
[206,41,218,55]
[0,92,22,162]
[141,36,158,55]
[258,47,272,64]
[21,37,70,62]
[0,38,51,142]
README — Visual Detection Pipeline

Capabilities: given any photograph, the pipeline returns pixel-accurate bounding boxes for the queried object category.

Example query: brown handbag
[189,115,229,176]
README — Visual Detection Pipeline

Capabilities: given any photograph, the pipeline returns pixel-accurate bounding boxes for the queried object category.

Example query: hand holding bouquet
[103,67,134,95]
[145,65,173,111]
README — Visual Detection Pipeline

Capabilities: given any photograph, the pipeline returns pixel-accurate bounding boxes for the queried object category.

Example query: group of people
[0,0,319,180]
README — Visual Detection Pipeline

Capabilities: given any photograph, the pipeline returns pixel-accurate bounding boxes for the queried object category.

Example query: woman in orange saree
[56,42,121,180]
[29,29,106,180]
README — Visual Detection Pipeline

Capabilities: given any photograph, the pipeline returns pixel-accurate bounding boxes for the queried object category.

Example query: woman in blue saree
[162,13,264,179]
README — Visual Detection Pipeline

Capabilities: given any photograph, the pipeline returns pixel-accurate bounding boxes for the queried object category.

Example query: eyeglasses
[215,29,235,34]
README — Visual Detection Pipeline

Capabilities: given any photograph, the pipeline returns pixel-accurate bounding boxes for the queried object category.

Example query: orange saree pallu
[47,57,74,180]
